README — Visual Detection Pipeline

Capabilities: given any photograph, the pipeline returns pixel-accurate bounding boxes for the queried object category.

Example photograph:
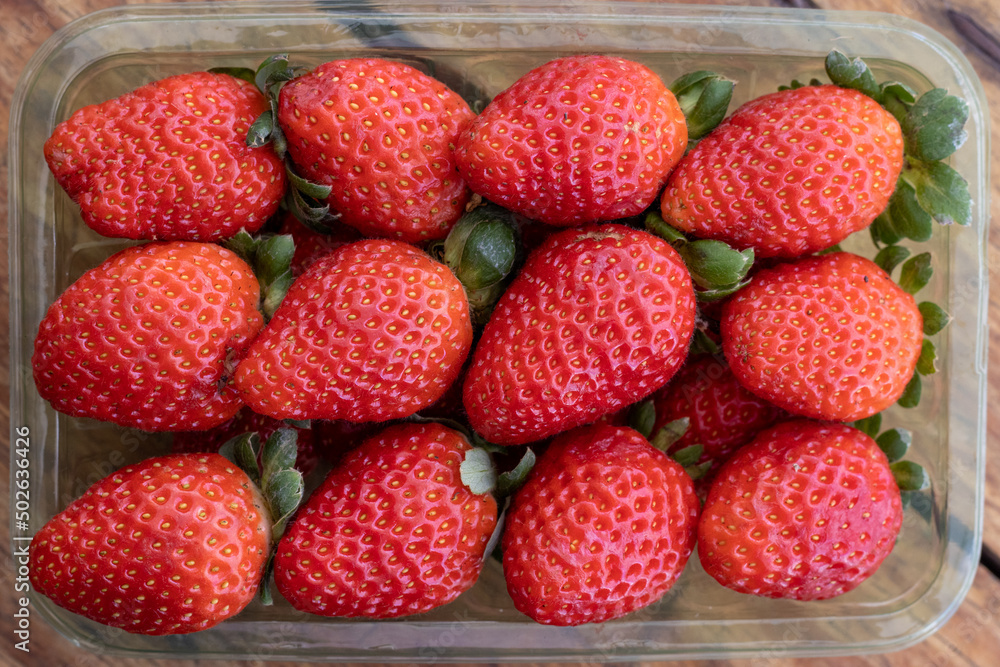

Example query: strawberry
[29,453,272,635]
[277,58,475,242]
[44,71,286,241]
[721,252,922,422]
[463,224,696,445]
[455,55,687,226]
[235,238,472,422]
[660,84,903,258]
[32,242,264,431]
[650,354,785,470]
[273,422,497,618]
[697,420,902,600]
[502,424,699,625]
[173,408,320,478]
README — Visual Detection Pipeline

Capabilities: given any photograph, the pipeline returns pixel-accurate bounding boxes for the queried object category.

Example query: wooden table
[1,0,997,665]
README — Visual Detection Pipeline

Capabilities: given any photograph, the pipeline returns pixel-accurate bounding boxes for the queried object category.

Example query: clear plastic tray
[8,1,990,661]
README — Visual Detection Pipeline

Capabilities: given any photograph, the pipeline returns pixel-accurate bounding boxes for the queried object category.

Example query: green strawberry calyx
[223,230,295,322]
[669,70,735,147]
[222,55,342,234]
[818,51,972,241]
[867,246,950,410]
[428,203,521,328]
[645,210,754,301]
[629,402,712,480]
[849,416,930,493]
[219,428,305,605]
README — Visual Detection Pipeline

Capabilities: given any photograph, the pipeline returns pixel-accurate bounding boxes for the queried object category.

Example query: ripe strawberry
[32,242,264,431]
[456,55,687,226]
[650,354,785,470]
[697,420,902,600]
[276,212,361,277]
[278,58,475,242]
[463,224,696,445]
[661,84,903,258]
[721,252,922,422]
[29,453,271,635]
[44,71,286,241]
[503,424,699,625]
[273,422,497,618]
[173,408,320,478]
[235,238,472,422]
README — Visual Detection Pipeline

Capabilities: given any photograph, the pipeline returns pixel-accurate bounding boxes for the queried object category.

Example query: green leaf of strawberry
[650,417,691,452]
[880,81,918,124]
[628,399,658,439]
[898,373,922,408]
[496,448,537,498]
[851,412,883,439]
[916,339,938,376]
[905,159,973,226]
[825,50,881,102]
[898,252,933,294]
[223,230,295,320]
[878,180,935,244]
[670,70,735,143]
[876,427,911,463]
[208,66,257,84]
[891,460,931,491]
[219,432,263,485]
[901,88,969,161]
[919,301,952,335]
[873,245,910,275]
[460,447,499,496]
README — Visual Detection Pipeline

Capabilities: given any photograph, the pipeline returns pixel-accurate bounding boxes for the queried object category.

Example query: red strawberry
[173,408,320,478]
[235,238,472,422]
[463,224,696,445]
[503,424,699,625]
[278,58,475,242]
[456,55,687,226]
[276,212,361,277]
[32,242,264,431]
[651,354,785,470]
[661,84,903,258]
[29,453,271,634]
[721,252,922,422]
[697,420,902,600]
[44,72,286,241]
[274,422,497,618]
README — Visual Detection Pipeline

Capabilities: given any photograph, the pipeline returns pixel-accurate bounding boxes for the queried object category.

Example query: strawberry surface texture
[274,422,498,618]
[697,420,903,600]
[235,238,472,421]
[44,72,286,241]
[651,354,786,470]
[456,55,687,226]
[32,242,264,431]
[503,424,700,625]
[721,252,922,422]
[464,224,696,445]
[661,84,903,258]
[278,58,475,242]
[29,454,271,635]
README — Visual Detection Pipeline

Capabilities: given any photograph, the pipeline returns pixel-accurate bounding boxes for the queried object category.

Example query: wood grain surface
[1,0,997,666]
